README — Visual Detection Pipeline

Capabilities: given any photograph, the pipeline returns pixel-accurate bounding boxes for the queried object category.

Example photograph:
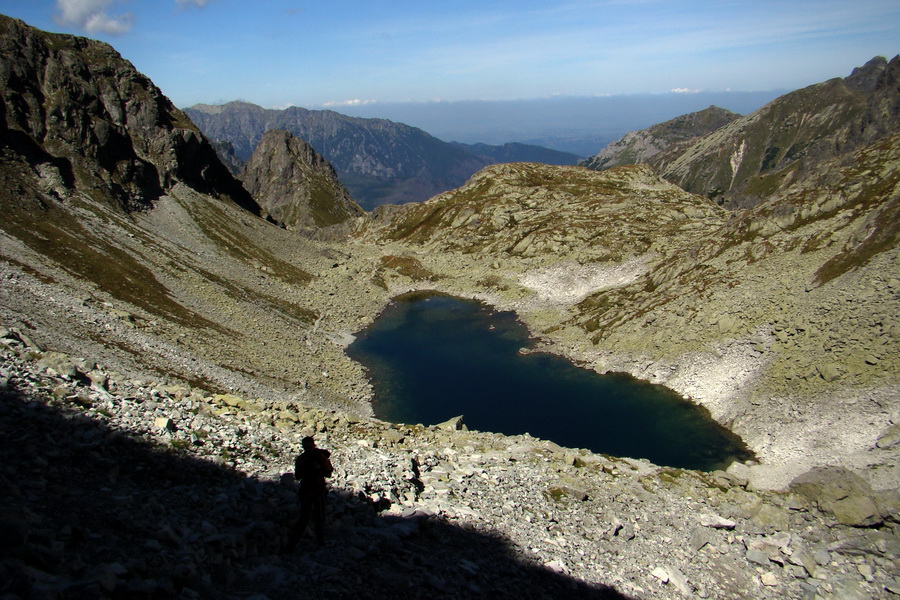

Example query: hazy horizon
[319,90,786,154]
[188,90,786,157]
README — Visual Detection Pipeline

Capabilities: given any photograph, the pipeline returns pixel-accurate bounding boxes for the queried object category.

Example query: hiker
[285,436,333,549]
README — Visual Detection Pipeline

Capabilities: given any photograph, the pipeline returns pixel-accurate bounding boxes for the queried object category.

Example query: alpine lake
[347,292,753,471]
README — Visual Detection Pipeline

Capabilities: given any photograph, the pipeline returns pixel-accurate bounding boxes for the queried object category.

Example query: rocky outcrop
[184,101,492,209]
[581,105,740,171]
[240,129,364,229]
[0,16,257,214]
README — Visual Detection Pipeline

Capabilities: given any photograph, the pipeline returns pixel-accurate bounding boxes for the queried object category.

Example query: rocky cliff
[240,129,364,229]
[184,101,491,209]
[0,16,256,214]
[580,105,740,171]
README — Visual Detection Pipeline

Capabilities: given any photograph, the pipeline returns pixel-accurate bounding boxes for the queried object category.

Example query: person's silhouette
[285,436,333,549]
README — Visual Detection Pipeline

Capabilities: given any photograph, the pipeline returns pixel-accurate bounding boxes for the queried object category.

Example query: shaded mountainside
[649,56,900,209]
[580,105,740,171]
[240,129,364,230]
[184,101,492,210]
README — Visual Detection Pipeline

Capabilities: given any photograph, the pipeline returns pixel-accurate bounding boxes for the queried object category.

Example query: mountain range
[1,13,898,600]
[183,101,488,210]
[184,101,582,210]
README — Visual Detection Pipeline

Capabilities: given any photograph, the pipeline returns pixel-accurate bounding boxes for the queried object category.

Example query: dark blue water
[347,292,752,471]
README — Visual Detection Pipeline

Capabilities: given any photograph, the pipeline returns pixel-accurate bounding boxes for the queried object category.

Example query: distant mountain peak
[584,56,900,210]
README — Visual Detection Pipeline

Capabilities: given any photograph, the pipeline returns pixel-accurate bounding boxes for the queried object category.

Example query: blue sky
[2,0,897,110]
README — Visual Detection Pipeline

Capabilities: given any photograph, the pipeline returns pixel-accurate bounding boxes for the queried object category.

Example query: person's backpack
[319,449,334,478]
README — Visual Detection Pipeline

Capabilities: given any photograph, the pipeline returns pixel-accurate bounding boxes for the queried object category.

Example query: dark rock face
[240,129,364,229]
[184,101,492,209]
[0,15,257,214]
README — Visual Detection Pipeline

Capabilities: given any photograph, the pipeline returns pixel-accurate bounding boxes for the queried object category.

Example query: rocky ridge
[3,329,899,600]
[647,56,899,209]
[240,129,364,230]
[580,106,740,172]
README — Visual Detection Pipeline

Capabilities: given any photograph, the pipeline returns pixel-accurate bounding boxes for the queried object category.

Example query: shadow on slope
[0,382,632,599]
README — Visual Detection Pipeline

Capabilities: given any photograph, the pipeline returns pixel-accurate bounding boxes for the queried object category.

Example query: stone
[749,504,791,532]
[725,462,751,486]
[816,363,841,382]
[699,513,736,529]
[789,466,883,527]
[37,351,79,378]
[767,531,791,549]
[436,415,465,431]
[746,548,771,566]
[154,417,175,431]
[87,370,109,389]
[650,566,670,583]
[830,495,881,528]
[667,566,692,596]
[689,527,713,551]
[760,571,778,586]
[789,547,819,577]
[783,564,806,579]
[830,576,870,600]
[876,424,900,449]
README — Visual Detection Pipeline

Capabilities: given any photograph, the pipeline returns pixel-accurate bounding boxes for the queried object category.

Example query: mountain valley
[1,14,898,600]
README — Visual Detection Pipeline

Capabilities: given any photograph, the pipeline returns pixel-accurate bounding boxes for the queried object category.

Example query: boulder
[876,423,900,449]
[436,415,465,431]
[37,351,79,379]
[699,513,736,529]
[789,466,883,527]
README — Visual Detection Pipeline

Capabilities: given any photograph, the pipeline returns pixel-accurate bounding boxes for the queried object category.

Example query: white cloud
[671,88,701,94]
[54,0,133,35]
[176,0,212,7]
[323,99,378,107]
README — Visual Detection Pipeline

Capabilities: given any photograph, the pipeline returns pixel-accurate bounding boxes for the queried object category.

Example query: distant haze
[326,91,785,156]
